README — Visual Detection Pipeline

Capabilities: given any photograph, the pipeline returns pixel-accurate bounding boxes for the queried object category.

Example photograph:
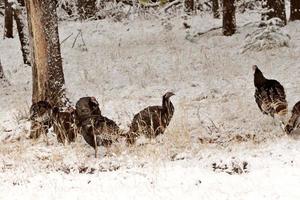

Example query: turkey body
[80,115,121,148]
[253,65,288,118]
[75,97,101,125]
[75,97,121,157]
[285,101,300,134]
[127,92,175,144]
[29,101,53,139]
[52,107,77,144]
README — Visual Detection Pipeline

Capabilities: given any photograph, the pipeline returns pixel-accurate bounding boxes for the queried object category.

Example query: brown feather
[253,65,287,117]
[52,107,77,144]
[29,101,52,139]
[75,97,121,155]
[285,101,300,134]
[127,92,175,144]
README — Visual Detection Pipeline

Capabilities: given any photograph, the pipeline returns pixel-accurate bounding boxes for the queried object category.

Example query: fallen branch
[146,2,161,8]
[196,26,223,36]
[72,31,80,48]
[161,0,182,12]
[117,0,133,6]
[186,21,258,42]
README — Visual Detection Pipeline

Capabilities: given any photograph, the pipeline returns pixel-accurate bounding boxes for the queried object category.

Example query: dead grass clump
[13,105,30,124]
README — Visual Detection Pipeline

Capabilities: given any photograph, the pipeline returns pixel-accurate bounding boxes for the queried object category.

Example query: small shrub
[242,18,291,53]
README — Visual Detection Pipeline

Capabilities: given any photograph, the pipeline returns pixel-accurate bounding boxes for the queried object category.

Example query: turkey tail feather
[273,100,288,116]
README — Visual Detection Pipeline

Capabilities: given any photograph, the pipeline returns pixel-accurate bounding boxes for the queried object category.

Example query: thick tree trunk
[25,0,65,139]
[261,0,287,25]
[184,0,194,14]
[290,0,300,21]
[13,0,31,65]
[77,0,97,20]
[25,0,65,106]
[222,0,236,36]
[4,0,13,38]
[212,0,220,18]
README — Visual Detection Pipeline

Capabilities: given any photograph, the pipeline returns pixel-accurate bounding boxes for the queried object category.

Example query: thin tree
[4,0,13,38]
[261,0,287,25]
[0,59,5,80]
[25,0,66,138]
[223,0,236,36]
[0,59,9,86]
[212,0,220,18]
[13,0,30,65]
[290,0,300,21]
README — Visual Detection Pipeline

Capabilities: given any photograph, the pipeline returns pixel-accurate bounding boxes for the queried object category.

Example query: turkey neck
[254,68,267,88]
[162,97,173,115]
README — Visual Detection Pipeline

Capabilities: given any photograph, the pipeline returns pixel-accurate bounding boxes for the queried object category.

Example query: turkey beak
[167,92,175,98]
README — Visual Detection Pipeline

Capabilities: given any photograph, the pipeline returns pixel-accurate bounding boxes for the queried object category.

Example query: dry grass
[13,104,30,124]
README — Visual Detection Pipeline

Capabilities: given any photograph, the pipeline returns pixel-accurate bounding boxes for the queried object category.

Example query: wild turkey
[76,97,121,157]
[29,101,53,139]
[126,92,175,144]
[52,107,77,144]
[253,65,288,120]
[80,115,121,157]
[285,101,300,134]
[75,97,101,125]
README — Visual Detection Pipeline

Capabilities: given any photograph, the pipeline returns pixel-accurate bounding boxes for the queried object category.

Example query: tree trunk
[0,59,5,80]
[25,0,65,106]
[25,0,66,139]
[0,1,4,16]
[0,59,9,86]
[261,0,287,25]
[184,0,194,14]
[212,0,220,18]
[13,0,31,65]
[290,0,300,21]
[77,0,97,20]
[222,0,236,36]
[4,0,13,38]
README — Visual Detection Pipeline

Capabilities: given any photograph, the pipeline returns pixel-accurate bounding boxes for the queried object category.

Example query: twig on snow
[60,33,73,45]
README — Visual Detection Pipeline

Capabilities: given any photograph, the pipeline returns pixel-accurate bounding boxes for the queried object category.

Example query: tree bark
[13,0,31,65]
[290,0,300,21]
[261,0,287,25]
[4,0,13,38]
[77,0,97,20]
[222,0,236,36]
[25,0,65,106]
[184,0,194,14]
[212,0,220,18]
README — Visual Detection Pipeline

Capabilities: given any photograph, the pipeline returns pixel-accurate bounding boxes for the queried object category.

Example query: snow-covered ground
[1,12,300,199]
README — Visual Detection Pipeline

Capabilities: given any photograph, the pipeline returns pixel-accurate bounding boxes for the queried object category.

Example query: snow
[1,11,300,199]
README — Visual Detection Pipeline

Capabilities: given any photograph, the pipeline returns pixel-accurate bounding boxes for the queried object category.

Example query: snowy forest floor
[1,13,300,199]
